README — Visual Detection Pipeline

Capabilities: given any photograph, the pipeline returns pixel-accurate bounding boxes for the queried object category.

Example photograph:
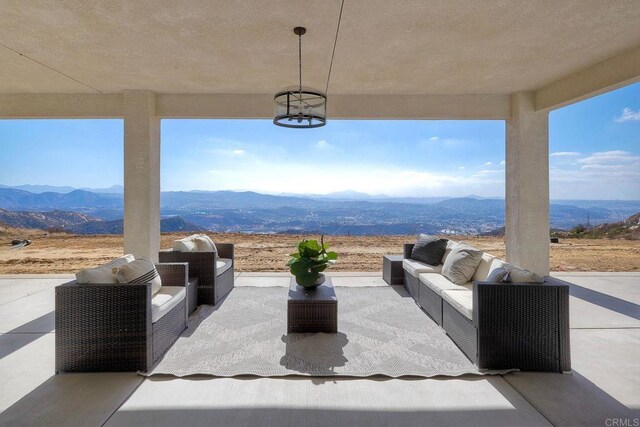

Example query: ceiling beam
[0,93,510,120]
[156,93,510,120]
[0,93,123,118]
[535,46,640,112]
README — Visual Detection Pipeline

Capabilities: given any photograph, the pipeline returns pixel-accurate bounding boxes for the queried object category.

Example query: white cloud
[549,150,640,199]
[499,160,506,166]
[550,151,580,157]
[483,162,493,166]
[614,107,640,123]
[420,137,467,146]
[212,148,247,157]
[202,159,507,198]
[577,150,640,166]
[315,139,333,150]
[458,166,465,170]
[473,169,502,177]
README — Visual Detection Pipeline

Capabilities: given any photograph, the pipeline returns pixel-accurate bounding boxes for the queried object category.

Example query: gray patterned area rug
[146,286,509,378]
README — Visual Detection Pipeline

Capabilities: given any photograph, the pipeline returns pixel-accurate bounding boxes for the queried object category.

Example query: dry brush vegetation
[0,228,639,274]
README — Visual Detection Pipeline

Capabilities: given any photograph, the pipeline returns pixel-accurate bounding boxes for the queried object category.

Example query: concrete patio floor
[0,272,638,427]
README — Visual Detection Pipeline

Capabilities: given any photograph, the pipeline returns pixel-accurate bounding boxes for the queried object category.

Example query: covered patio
[1,1,639,425]
[0,272,638,425]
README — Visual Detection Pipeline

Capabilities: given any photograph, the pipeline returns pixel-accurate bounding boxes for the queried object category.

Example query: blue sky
[0,83,638,199]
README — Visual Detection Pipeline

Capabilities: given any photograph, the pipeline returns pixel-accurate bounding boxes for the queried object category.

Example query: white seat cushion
[216,258,233,275]
[76,254,135,284]
[151,286,185,323]
[418,273,467,296]
[402,259,442,277]
[442,289,474,320]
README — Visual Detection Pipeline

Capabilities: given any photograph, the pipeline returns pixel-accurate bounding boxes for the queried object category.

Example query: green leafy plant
[286,235,338,287]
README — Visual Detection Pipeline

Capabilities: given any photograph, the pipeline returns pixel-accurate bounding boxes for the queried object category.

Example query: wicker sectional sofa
[403,241,571,372]
[55,262,190,373]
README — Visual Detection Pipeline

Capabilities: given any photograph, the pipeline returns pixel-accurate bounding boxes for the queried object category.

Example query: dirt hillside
[0,228,638,274]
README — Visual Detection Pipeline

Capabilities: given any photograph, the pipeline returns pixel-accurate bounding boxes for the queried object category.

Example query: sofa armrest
[403,243,415,259]
[216,243,234,260]
[472,280,571,371]
[156,262,188,287]
[55,280,153,372]
[473,280,569,322]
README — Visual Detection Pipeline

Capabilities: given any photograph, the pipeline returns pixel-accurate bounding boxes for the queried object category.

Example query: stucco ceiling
[1,0,639,95]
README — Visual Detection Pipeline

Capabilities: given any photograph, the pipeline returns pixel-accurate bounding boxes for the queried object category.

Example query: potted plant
[286,235,338,288]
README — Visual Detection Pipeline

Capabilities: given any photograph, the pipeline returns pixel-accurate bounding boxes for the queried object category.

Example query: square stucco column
[505,92,550,275]
[123,90,160,262]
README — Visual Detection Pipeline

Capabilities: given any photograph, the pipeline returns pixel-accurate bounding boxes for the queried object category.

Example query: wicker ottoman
[383,255,404,285]
[287,277,338,334]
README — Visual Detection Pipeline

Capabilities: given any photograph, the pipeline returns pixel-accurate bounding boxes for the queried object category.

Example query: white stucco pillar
[505,92,550,275]
[123,90,160,262]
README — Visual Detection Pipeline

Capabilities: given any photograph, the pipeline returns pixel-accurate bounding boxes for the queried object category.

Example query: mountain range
[0,208,203,234]
[0,186,639,235]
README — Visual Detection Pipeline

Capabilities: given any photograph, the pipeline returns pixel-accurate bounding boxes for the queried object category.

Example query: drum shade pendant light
[274,27,327,128]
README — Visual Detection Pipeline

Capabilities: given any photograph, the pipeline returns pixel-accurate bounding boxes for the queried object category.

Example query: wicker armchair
[55,262,189,373]
[159,243,235,306]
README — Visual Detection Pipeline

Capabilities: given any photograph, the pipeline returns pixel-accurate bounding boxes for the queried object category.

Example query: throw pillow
[76,254,135,284]
[193,234,217,252]
[441,242,484,285]
[173,237,197,252]
[485,267,509,283]
[410,236,448,265]
[116,257,162,295]
[509,266,544,283]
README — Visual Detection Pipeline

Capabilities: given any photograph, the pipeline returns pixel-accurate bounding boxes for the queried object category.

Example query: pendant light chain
[298,30,303,98]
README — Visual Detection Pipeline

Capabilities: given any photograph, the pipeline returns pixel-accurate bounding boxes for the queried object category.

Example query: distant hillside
[556,212,640,240]
[0,188,121,210]
[2,187,640,236]
[0,208,96,230]
[0,208,203,234]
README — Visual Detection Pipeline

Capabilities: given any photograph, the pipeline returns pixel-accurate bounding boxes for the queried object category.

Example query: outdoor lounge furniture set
[401,237,571,373]
[55,234,234,373]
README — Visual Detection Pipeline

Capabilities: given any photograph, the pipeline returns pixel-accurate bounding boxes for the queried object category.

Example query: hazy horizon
[3,183,640,202]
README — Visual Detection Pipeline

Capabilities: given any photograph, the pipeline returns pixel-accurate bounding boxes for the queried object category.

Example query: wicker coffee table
[287,277,338,333]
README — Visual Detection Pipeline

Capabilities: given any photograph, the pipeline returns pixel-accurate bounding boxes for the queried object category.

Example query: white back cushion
[487,258,543,283]
[194,234,217,252]
[116,257,162,295]
[472,253,497,281]
[440,239,458,264]
[76,254,135,284]
[441,242,484,285]
[173,237,197,252]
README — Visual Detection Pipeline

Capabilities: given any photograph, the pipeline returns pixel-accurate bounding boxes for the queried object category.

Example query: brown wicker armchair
[55,262,189,373]
[159,243,235,306]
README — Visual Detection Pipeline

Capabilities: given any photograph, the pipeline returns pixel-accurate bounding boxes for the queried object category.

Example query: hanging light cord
[298,31,303,97]
[325,0,345,96]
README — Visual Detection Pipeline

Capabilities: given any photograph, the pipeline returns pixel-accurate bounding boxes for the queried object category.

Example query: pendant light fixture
[273,27,327,128]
